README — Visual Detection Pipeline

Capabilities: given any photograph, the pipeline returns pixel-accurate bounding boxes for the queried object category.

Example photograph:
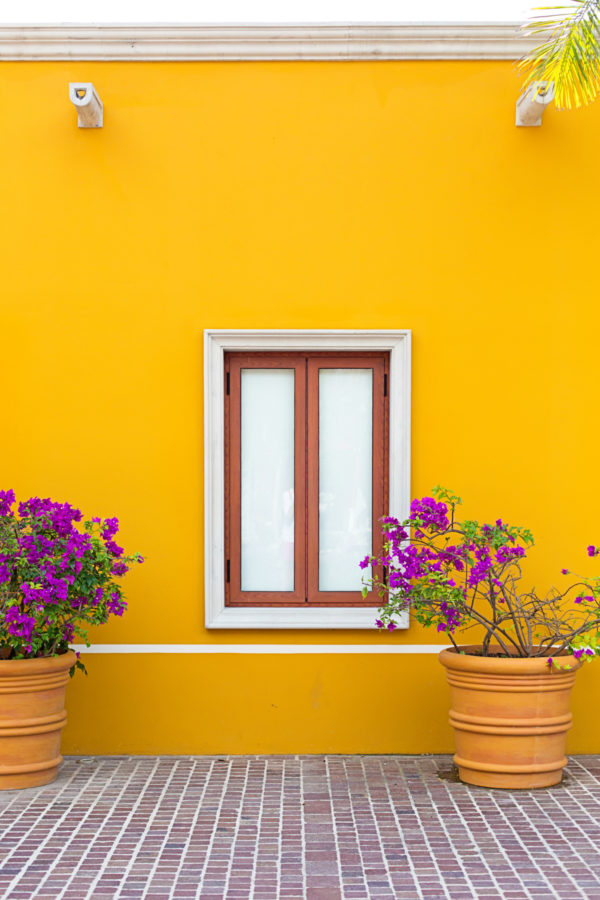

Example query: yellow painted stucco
[2,59,600,753]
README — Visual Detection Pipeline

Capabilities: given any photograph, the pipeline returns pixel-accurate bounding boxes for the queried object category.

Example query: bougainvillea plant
[361,486,600,666]
[0,489,143,671]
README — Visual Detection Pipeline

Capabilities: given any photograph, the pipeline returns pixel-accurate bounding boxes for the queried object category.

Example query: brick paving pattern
[0,756,600,899]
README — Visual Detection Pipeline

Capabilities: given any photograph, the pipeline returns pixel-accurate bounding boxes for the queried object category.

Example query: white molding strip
[72,643,446,653]
[204,329,411,630]
[0,23,539,61]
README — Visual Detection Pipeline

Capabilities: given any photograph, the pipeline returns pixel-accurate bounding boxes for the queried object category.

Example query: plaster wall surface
[2,59,598,752]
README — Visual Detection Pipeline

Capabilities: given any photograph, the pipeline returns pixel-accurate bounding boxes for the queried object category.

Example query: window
[204,331,411,629]
[225,353,388,607]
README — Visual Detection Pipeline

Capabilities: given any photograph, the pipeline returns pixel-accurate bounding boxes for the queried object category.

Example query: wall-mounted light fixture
[69,83,103,128]
[516,81,555,127]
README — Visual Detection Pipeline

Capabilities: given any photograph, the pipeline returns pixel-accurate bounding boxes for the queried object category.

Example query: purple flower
[387,622,397,632]
[547,657,553,668]
[101,517,120,540]
[359,556,371,570]
[104,540,124,558]
[588,545,597,557]
[561,569,569,575]
[5,606,36,641]
[409,497,449,532]
[107,591,127,617]
[0,491,142,659]
[0,489,15,517]
[137,555,144,564]
[469,548,493,586]
[375,619,384,629]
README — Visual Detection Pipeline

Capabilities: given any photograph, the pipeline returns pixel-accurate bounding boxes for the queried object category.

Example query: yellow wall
[2,59,600,753]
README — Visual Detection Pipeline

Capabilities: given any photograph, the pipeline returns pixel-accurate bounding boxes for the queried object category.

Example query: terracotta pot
[0,651,75,790]
[439,645,582,789]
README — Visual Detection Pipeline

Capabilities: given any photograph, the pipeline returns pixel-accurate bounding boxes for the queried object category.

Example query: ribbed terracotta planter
[439,645,582,789]
[0,651,75,790]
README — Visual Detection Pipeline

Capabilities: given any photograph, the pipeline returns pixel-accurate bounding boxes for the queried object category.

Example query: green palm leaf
[520,1,600,108]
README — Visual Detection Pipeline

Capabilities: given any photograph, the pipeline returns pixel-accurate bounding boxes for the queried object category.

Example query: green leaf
[519,1,600,109]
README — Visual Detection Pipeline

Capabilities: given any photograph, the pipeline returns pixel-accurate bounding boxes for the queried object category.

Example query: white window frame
[204,329,411,629]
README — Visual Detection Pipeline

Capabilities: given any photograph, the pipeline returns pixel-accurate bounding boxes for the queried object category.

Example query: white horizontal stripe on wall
[0,24,540,61]
[72,644,447,654]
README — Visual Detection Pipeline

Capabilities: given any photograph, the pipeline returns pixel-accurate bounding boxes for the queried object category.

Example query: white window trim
[204,329,411,629]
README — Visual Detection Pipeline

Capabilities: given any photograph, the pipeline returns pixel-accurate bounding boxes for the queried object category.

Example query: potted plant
[0,489,143,789]
[361,486,600,789]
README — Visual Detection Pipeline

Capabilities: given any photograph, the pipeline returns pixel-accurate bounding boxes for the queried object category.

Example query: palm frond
[519,1,600,108]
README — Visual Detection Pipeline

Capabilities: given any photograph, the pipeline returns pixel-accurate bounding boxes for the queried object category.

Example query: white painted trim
[204,329,411,630]
[72,643,444,654]
[0,23,539,61]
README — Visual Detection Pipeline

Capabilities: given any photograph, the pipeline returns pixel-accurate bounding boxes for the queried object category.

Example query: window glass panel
[241,369,295,591]
[318,368,372,591]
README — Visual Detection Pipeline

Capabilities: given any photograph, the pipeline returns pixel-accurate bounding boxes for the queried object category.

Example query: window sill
[206,607,409,630]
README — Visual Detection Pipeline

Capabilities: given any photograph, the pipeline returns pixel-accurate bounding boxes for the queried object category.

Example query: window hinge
[305,597,308,603]
[226,559,230,583]
[384,373,387,397]
[226,371,230,395]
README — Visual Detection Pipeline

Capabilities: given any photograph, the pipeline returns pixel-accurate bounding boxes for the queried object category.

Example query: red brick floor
[0,755,599,899]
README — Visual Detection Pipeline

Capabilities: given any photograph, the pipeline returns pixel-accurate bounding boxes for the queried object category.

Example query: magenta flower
[0,490,15,517]
[104,540,124,558]
[101,517,120,539]
[365,486,600,661]
[0,490,143,662]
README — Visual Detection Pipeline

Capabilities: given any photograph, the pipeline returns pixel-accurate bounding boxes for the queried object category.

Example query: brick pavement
[0,755,599,899]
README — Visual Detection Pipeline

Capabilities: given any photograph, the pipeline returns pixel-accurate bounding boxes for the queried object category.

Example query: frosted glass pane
[319,369,372,591]
[241,369,295,591]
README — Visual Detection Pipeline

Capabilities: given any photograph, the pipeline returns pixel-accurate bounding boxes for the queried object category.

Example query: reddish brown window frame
[225,351,389,607]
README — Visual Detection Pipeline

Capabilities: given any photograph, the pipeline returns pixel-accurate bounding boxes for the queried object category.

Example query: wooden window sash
[306,355,387,606]
[226,354,307,606]
[225,351,388,608]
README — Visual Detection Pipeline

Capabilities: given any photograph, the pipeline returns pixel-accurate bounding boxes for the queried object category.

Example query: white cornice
[0,23,538,61]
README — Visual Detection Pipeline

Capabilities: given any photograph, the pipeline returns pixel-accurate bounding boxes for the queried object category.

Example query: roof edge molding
[0,23,538,61]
